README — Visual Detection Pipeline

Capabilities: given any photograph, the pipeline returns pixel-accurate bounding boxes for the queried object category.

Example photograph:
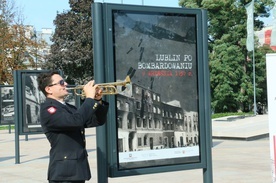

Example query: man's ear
[45,86,52,95]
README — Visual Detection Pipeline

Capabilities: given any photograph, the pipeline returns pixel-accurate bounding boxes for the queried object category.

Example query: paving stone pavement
[0,114,272,183]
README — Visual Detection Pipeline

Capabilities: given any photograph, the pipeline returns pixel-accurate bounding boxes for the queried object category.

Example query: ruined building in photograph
[116,82,199,153]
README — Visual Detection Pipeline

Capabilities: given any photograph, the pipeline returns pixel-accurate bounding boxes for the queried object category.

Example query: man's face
[46,74,68,100]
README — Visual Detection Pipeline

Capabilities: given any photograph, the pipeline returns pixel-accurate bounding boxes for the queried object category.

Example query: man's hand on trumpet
[83,80,103,101]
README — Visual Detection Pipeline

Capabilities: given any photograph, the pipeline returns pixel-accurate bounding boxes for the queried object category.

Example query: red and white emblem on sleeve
[47,107,56,114]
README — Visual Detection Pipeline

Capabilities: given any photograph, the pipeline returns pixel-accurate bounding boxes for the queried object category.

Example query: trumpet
[66,76,131,98]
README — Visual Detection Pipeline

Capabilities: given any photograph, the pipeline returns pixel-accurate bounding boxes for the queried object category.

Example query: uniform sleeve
[85,100,109,128]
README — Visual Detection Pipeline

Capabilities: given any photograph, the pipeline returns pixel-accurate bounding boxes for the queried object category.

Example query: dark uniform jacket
[40,97,109,181]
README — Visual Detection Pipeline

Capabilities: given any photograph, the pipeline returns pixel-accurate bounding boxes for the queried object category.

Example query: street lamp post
[34,29,37,70]
[31,28,38,70]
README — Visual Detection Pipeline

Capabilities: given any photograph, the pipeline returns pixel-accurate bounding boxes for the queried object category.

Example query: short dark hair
[37,71,59,96]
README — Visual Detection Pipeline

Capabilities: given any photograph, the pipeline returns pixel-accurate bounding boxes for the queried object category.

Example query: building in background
[37,28,53,55]
[24,26,53,69]
[256,25,276,51]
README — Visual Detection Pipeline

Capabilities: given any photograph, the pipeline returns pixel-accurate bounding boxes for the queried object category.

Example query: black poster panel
[100,4,209,177]
[21,72,45,133]
[114,11,200,169]
[14,70,78,135]
[0,85,14,125]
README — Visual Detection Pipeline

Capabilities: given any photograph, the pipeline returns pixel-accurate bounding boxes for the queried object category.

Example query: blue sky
[19,0,70,30]
[20,0,273,31]
[20,0,180,31]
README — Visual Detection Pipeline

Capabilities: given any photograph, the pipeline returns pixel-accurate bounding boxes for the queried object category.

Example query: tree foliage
[45,0,94,85]
[179,0,276,112]
[0,0,44,84]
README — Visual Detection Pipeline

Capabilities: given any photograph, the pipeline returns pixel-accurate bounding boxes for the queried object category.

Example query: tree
[0,0,43,84]
[254,45,275,106]
[45,0,94,85]
[179,0,276,112]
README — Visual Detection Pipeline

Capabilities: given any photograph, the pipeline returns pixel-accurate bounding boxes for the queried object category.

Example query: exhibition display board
[92,3,212,181]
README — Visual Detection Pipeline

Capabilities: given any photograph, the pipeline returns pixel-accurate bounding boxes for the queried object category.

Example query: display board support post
[202,10,213,183]
[14,71,20,164]
[25,134,28,141]
[8,124,11,133]
[15,122,20,164]
[92,3,109,183]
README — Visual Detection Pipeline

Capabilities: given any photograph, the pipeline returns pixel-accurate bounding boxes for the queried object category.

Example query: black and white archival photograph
[0,86,14,124]
[22,73,45,133]
[112,11,200,169]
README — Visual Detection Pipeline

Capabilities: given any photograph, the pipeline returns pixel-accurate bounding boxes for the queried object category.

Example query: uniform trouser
[49,181,85,183]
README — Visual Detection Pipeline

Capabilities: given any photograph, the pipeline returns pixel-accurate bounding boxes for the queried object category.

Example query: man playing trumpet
[37,71,109,183]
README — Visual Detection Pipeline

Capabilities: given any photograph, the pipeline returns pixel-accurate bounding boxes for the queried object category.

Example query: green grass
[0,125,14,130]
[212,112,254,119]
